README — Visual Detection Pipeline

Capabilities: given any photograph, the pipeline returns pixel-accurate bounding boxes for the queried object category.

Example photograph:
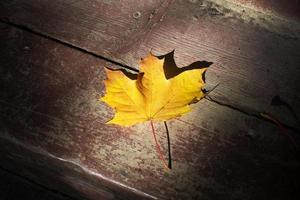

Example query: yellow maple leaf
[101,53,207,126]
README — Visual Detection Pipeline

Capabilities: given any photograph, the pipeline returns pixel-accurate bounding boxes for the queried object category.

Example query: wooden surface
[0,0,173,63]
[1,0,300,200]
[1,0,299,130]
[0,166,77,200]
[223,0,300,20]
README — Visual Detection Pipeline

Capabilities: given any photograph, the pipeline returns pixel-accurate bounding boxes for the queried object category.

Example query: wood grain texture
[1,0,299,130]
[0,0,172,62]
[0,167,76,200]
[0,23,153,200]
[223,0,300,20]
[132,0,300,130]
[1,23,300,200]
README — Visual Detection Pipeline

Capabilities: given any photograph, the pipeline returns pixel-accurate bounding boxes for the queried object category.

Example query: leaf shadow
[157,50,213,80]
[105,66,138,80]
[106,50,213,83]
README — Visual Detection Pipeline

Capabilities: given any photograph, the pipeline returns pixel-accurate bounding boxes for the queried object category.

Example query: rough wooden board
[0,167,76,200]
[1,24,300,200]
[0,137,153,200]
[1,0,299,130]
[132,0,300,130]
[0,0,172,62]
[204,0,300,35]
[221,0,300,20]
[0,23,153,200]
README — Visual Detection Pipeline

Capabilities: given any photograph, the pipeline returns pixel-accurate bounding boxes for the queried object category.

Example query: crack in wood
[0,20,138,72]
[205,96,300,133]
[1,19,299,134]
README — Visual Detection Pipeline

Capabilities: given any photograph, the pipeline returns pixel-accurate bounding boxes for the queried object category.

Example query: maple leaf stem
[150,120,170,170]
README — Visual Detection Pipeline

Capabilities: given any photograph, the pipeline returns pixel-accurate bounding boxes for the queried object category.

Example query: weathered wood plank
[0,167,76,200]
[1,0,299,130]
[0,0,172,62]
[219,0,300,20]
[1,23,300,200]
[0,23,154,200]
[136,0,300,130]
